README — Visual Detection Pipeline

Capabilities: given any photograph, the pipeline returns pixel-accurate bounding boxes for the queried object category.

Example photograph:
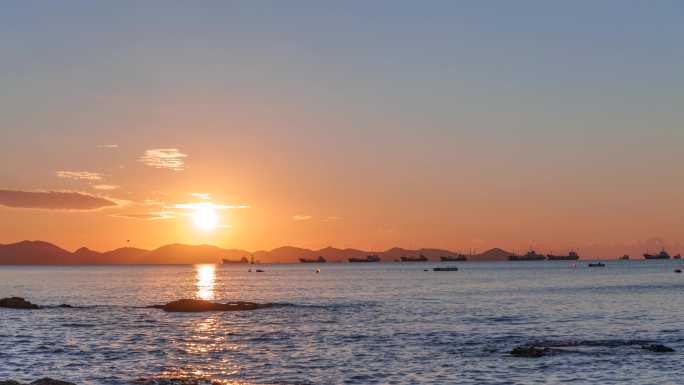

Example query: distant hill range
[0,240,516,265]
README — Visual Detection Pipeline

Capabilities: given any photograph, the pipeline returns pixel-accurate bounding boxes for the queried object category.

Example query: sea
[1,261,683,385]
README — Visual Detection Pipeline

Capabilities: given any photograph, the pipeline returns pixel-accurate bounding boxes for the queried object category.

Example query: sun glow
[192,203,219,231]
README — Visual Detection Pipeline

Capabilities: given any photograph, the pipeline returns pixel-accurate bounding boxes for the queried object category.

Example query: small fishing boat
[300,256,326,263]
[674,269,682,274]
[588,262,606,267]
[433,267,459,272]
[401,255,429,262]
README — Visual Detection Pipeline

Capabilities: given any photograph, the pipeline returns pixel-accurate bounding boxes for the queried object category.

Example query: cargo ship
[349,255,381,263]
[299,256,326,263]
[643,250,671,260]
[222,256,249,264]
[400,255,428,262]
[546,251,580,261]
[509,250,546,261]
[440,254,467,262]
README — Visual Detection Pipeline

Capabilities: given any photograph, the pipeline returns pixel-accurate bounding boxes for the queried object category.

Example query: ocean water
[1,261,684,385]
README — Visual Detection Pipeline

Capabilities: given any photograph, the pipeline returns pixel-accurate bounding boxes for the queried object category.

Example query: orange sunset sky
[1,2,682,257]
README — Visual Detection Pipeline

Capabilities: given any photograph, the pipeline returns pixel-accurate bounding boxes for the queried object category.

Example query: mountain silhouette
[0,240,517,264]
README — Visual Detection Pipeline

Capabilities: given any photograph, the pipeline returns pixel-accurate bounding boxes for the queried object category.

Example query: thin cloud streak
[93,184,119,191]
[97,144,118,148]
[190,193,211,200]
[56,171,103,181]
[169,202,249,210]
[293,215,312,221]
[139,148,187,171]
[322,216,342,222]
[110,211,175,220]
[0,189,119,211]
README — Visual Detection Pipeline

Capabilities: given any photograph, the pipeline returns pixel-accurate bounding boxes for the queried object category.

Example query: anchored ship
[620,255,630,260]
[440,254,467,262]
[300,256,327,263]
[643,250,671,260]
[400,254,428,262]
[222,256,249,264]
[349,255,381,263]
[509,250,546,261]
[546,251,580,261]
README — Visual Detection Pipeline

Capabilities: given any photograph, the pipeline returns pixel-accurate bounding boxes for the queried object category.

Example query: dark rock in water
[148,299,273,313]
[57,304,73,308]
[132,377,221,385]
[642,344,675,353]
[510,346,548,358]
[30,379,76,385]
[0,379,75,385]
[0,297,41,309]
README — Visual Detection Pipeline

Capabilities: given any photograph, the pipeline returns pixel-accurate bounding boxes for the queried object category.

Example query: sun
[192,203,219,231]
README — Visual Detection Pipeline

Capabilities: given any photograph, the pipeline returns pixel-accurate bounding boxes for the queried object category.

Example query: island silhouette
[0,240,514,264]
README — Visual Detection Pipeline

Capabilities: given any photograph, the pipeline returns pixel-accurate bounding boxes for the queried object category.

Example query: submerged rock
[0,379,75,385]
[0,297,41,310]
[30,379,76,385]
[132,377,222,385]
[510,346,548,358]
[642,344,675,353]
[148,299,273,313]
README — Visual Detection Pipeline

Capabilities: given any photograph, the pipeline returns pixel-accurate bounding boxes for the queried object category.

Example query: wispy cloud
[322,216,342,222]
[112,200,248,221]
[92,184,119,191]
[56,171,103,181]
[139,148,187,171]
[293,215,312,221]
[190,193,211,200]
[0,189,119,211]
[97,144,118,148]
[169,202,249,210]
[110,211,176,221]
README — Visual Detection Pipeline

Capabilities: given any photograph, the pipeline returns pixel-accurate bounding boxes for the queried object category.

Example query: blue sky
[1,1,682,253]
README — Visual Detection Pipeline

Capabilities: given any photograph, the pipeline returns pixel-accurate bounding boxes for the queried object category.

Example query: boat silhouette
[643,250,671,260]
[300,256,326,263]
[547,251,580,261]
[509,250,546,261]
[349,255,380,263]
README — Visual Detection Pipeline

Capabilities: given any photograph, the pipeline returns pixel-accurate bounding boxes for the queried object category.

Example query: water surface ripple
[1,261,683,384]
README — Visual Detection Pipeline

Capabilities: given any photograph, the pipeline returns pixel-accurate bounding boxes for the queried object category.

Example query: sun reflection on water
[195,264,216,301]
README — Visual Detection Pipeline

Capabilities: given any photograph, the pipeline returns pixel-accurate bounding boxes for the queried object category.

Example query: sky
[1,1,682,256]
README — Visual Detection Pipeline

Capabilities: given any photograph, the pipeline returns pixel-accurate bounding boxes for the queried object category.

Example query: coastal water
[1,261,684,384]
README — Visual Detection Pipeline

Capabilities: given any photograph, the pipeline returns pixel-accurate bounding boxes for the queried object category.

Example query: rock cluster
[147,299,273,313]
[510,346,549,358]
[0,378,75,385]
[0,297,40,310]
[132,377,222,385]
[642,344,675,353]
[510,340,676,358]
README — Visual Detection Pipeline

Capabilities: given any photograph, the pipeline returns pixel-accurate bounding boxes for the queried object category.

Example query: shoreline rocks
[0,297,41,310]
[147,299,273,313]
[642,344,675,353]
[510,346,549,358]
[0,378,75,385]
[510,340,676,358]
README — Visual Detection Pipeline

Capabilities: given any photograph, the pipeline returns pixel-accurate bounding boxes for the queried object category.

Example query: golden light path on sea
[195,264,216,301]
